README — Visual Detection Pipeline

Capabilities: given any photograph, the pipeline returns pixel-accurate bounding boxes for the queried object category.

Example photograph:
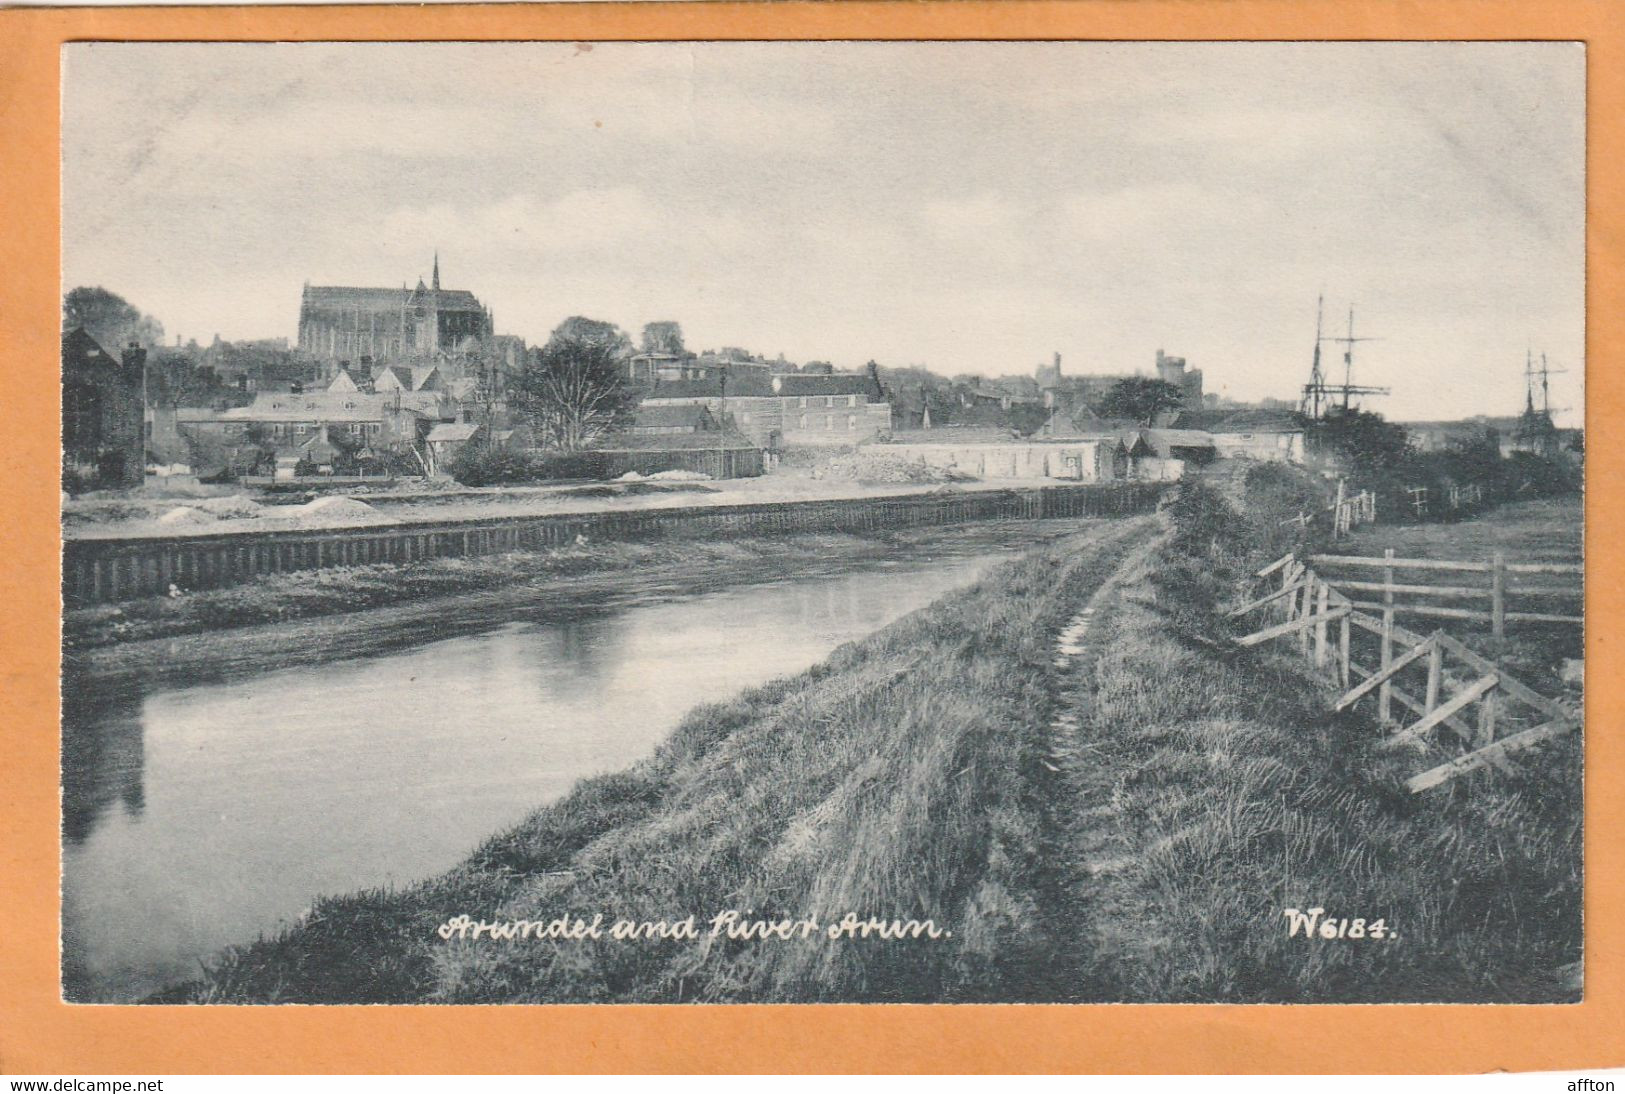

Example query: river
[61,532,1039,1002]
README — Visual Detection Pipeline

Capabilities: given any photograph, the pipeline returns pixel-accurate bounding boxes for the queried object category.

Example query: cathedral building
[297,255,494,367]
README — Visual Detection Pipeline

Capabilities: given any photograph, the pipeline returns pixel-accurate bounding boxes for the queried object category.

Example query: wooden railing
[1279,481,1375,540]
[1310,549,1582,637]
[1235,553,1580,793]
[1284,481,1489,538]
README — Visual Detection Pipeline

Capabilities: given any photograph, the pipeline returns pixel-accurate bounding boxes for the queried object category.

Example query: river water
[61,534,1034,1002]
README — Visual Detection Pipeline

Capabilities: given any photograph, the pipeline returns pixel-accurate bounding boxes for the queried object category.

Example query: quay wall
[62,482,1165,606]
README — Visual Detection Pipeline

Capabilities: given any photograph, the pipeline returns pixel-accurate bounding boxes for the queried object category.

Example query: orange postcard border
[1,1,1620,1075]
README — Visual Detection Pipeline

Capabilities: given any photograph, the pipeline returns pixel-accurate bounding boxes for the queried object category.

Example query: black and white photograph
[59,40,1584,1006]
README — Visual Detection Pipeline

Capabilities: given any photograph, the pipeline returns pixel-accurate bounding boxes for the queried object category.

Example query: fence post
[1333,479,1346,538]
[1338,614,1351,687]
[1425,638,1442,714]
[1491,550,1506,638]
[1298,577,1315,655]
[1477,688,1498,747]
[1314,580,1330,667]
[1379,547,1395,724]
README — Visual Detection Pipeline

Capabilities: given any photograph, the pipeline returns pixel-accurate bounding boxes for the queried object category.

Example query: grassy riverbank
[1044,485,1581,1002]
[167,517,1157,1003]
[161,479,1581,1004]
[65,523,1065,652]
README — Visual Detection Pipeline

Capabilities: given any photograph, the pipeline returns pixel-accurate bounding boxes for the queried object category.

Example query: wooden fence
[1234,554,1580,793]
[1405,482,1486,520]
[1309,549,1582,637]
[62,481,1165,606]
[1280,481,1376,540]
[1284,481,1489,539]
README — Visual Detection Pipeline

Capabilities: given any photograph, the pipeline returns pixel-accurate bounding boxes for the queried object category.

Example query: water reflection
[62,685,146,844]
[61,545,1013,1002]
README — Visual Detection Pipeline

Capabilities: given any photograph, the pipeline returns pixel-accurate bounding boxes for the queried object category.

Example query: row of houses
[66,321,1300,490]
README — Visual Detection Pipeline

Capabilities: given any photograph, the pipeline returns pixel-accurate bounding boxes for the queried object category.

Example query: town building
[62,328,146,489]
[423,421,484,476]
[190,390,445,445]
[637,370,892,448]
[873,436,1127,482]
[1169,408,1306,463]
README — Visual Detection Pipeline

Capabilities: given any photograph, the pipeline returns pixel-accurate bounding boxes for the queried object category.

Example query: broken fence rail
[1231,553,1580,793]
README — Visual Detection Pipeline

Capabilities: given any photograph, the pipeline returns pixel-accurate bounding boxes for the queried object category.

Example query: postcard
[4,2,1622,1075]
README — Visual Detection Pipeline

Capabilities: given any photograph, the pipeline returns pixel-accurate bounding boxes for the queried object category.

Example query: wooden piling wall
[63,482,1165,605]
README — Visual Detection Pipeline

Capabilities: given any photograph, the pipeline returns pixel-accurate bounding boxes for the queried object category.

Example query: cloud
[369,188,761,280]
[380,188,659,254]
[918,194,1024,241]
[1058,183,1214,239]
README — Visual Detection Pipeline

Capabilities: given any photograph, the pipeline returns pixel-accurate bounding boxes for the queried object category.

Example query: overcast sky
[62,41,1584,422]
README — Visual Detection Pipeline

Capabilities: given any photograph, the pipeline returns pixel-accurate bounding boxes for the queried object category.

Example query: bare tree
[511,335,639,452]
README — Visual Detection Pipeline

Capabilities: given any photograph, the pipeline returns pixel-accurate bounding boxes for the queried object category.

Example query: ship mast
[1301,296,1390,419]
[1302,294,1327,419]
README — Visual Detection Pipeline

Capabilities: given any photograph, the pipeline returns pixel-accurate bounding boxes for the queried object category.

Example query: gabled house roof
[372,364,416,390]
[62,327,133,375]
[1131,428,1218,458]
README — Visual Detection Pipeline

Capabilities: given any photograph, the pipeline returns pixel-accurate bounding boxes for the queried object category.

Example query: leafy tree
[512,335,640,452]
[801,360,834,375]
[1315,407,1411,476]
[148,351,241,408]
[871,364,958,428]
[639,321,686,356]
[549,316,632,358]
[1097,377,1184,425]
[63,286,164,351]
[1004,403,1051,437]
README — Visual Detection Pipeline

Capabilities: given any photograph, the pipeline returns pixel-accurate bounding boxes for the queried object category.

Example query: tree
[640,321,685,357]
[1316,407,1411,476]
[149,351,239,408]
[511,335,640,452]
[1097,377,1184,425]
[63,287,164,351]
[1004,403,1051,438]
[549,316,633,358]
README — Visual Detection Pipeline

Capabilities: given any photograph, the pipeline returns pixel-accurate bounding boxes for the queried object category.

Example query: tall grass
[177,518,1155,1004]
[169,481,1581,1005]
[1045,483,1581,1002]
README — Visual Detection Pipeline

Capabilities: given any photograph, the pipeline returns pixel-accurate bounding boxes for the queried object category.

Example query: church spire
[432,251,440,291]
